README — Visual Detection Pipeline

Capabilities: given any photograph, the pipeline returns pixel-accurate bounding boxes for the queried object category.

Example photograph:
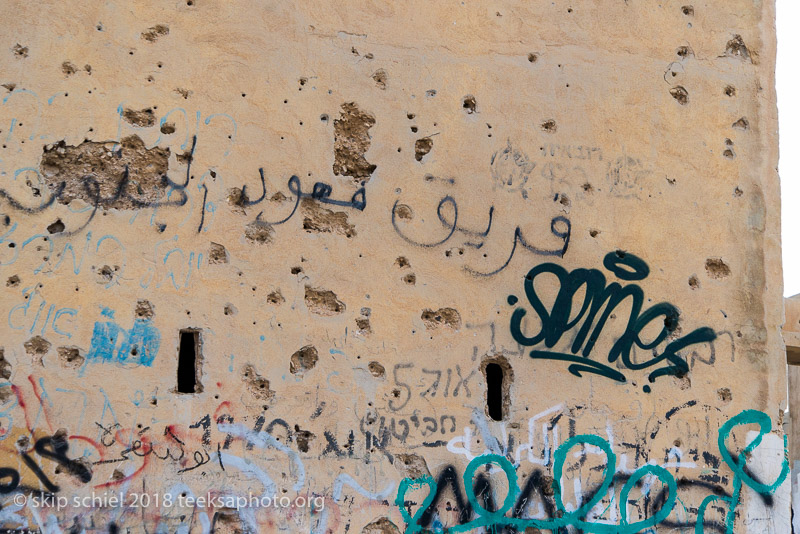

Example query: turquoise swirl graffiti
[395,409,788,533]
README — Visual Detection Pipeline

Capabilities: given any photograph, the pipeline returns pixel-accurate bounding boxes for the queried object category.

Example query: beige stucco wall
[0,1,789,532]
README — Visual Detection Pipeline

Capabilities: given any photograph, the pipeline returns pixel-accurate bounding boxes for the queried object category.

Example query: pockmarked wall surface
[0,1,788,532]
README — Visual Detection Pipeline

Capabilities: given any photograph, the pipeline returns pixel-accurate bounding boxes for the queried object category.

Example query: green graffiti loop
[396,409,789,534]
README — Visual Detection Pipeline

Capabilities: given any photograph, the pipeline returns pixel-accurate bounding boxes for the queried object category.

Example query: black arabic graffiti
[391,195,570,276]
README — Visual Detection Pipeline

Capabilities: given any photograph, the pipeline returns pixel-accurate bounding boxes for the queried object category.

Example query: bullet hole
[527,52,539,63]
[670,86,688,105]
[290,345,319,375]
[540,119,557,133]
[681,5,694,16]
[368,361,385,378]
[414,137,433,161]
[291,266,303,275]
[402,273,416,285]
[589,229,599,238]
[186,0,194,5]
[582,183,593,192]
[723,149,735,159]
[241,365,273,400]
[406,113,415,120]
[705,258,731,279]
[482,356,513,422]
[122,108,158,128]
[6,275,20,287]
[732,117,749,130]
[725,35,751,62]
[320,114,329,122]
[305,286,346,315]
[302,198,356,238]
[426,89,437,97]
[421,308,461,330]
[267,290,284,304]
[394,454,431,480]
[96,265,115,284]
[141,24,169,42]
[294,427,315,453]
[208,242,228,264]
[395,204,413,220]
[13,44,28,58]
[724,85,736,97]
[129,50,134,55]
[223,304,237,316]
[24,336,51,365]
[177,330,201,394]
[58,347,84,369]
[688,275,699,289]
[567,7,573,13]
[372,69,387,89]
[462,95,477,114]
[245,217,274,244]
[734,186,743,197]
[333,102,377,184]
[717,387,732,403]
[160,122,176,134]
[395,256,410,268]
[135,299,154,319]
[676,46,693,58]
[146,76,154,83]
[47,219,65,234]
[62,62,77,76]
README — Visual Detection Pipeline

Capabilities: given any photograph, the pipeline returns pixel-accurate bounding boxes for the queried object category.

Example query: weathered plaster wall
[0,1,789,532]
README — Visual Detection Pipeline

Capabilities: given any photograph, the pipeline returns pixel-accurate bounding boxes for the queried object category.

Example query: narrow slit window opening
[486,362,504,421]
[178,330,200,393]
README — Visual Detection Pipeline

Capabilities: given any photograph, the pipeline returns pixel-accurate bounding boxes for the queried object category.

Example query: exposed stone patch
[290,345,318,375]
[241,365,273,400]
[301,199,356,238]
[670,86,688,105]
[705,258,731,279]
[122,108,156,127]
[462,95,477,114]
[362,517,401,534]
[141,25,169,42]
[395,256,410,268]
[40,135,170,210]
[267,290,284,304]
[160,122,176,134]
[0,349,11,380]
[732,117,749,130]
[421,308,461,330]
[244,218,274,244]
[368,361,385,378]
[394,453,430,479]
[372,69,387,89]
[414,137,433,162]
[12,44,28,58]
[61,62,77,76]
[135,300,154,319]
[47,219,65,234]
[294,426,315,452]
[6,275,20,287]
[540,119,557,132]
[24,336,51,365]
[209,243,229,264]
[305,286,345,315]
[394,204,413,220]
[725,34,751,62]
[58,347,84,369]
[333,102,377,183]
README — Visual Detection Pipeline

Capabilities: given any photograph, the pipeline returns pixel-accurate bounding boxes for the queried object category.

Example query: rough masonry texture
[0,1,788,533]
